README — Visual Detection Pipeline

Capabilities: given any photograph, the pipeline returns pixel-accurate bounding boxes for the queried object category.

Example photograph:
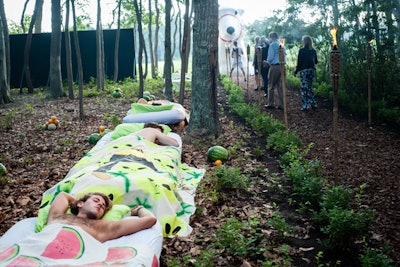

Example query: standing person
[229,40,247,82]
[264,32,284,109]
[294,35,318,111]
[260,36,270,97]
[253,36,262,91]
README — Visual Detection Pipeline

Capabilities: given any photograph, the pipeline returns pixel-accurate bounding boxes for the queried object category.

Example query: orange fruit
[214,160,223,166]
[99,125,105,132]
[50,116,57,122]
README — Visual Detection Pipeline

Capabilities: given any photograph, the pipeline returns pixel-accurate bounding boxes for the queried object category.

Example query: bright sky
[3,0,286,32]
[218,0,287,25]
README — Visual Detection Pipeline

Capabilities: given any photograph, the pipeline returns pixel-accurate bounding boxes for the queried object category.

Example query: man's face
[78,194,107,219]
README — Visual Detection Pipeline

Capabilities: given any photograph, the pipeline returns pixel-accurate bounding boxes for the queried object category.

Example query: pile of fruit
[42,116,60,130]
[88,125,110,145]
[207,145,229,166]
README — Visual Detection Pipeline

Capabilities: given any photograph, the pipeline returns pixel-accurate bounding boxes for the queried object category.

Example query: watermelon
[41,226,84,260]
[0,244,19,263]
[4,255,44,266]
[112,90,122,98]
[0,163,6,177]
[88,133,101,145]
[143,91,151,96]
[105,247,137,262]
[207,146,229,162]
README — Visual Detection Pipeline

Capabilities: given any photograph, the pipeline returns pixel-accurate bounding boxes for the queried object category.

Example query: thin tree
[23,0,41,94]
[133,0,145,97]
[163,0,173,101]
[178,0,190,104]
[34,0,43,33]
[49,0,63,98]
[0,1,11,105]
[71,0,84,119]
[153,0,160,75]
[186,0,219,137]
[113,0,122,82]
[0,0,10,84]
[148,0,156,78]
[96,0,105,91]
[64,0,75,99]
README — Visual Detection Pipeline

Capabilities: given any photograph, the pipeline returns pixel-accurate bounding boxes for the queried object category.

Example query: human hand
[131,206,145,216]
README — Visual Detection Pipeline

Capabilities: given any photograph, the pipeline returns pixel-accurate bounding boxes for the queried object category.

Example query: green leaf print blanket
[34,131,205,237]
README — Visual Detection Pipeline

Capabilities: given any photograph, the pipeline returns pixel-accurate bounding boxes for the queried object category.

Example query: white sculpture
[218,6,248,76]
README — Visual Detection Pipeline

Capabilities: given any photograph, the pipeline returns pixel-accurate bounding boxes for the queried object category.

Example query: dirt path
[242,75,400,263]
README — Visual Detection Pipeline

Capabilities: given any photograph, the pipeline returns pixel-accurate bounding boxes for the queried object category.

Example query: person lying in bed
[134,122,180,147]
[47,191,157,243]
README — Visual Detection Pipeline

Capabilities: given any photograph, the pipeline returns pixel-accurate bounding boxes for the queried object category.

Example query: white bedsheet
[0,217,163,259]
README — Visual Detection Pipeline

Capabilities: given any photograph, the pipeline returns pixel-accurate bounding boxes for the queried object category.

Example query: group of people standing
[229,32,318,111]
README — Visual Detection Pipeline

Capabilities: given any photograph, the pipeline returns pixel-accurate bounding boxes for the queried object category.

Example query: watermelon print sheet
[0,223,159,266]
[35,133,205,237]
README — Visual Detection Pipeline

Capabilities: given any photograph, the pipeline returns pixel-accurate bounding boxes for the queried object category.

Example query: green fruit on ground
[143,95,151,101]
[88,133,101,145]
[207,146,229,162]
[47,123,57,130]
[143,91,151,96]
[0,163,7,176]
[149,95,156,101]
[112,90,122,98]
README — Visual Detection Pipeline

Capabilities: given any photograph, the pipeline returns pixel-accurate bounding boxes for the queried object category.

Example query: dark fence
[9,28,135,89]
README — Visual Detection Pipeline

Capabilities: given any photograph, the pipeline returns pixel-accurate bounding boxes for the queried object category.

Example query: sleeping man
[47,191,157,242]
[135,122,180,147]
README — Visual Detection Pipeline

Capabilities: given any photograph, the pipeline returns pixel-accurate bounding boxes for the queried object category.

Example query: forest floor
[0,77,399,266]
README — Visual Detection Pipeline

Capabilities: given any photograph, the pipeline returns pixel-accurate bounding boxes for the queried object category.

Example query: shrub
[213,165,249,191]
[267,130,302,155]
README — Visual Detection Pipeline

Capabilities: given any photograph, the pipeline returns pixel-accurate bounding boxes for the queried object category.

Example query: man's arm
[154,131,179,147]
[98,206,157,242]
[46,192,76,224]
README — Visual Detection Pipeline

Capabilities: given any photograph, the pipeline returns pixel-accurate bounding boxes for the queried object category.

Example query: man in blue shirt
[264,32,284,109]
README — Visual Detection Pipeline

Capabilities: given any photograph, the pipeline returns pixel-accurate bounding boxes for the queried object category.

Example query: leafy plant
[213,165,249,191]
[267,130,302,155]
[1,109,17,129]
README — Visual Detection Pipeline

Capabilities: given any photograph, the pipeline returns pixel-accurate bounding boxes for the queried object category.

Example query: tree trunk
[64,0,74,99]
[154,0,160,75]
[21,0,29,34]
[96,0,105,91]
[113,0,121,82]
[71,0,84,119]
[163,0,173,101]
[49,0,63,98]
[23,0,41,94]
[0,0,10,84]
[186,0,219,138]
[34,0,44,33]
[148,0,155,78]
[0,5,11,105]
[179,0,190,104]
[133,0,145,97]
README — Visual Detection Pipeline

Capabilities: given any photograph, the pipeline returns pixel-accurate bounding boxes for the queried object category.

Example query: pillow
[35,204,131,233]
[130,103,174,114]
[110,123,172,141]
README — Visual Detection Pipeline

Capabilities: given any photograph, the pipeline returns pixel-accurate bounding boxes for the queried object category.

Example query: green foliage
[1,109,17,129]
[267,130,302,155]
[212,165,249,191]
[267,211,294,240]
[359,245,394,267]
[319,207,375,250]
[109,114,122,129]
[214,216,267,259]
[313,185,376,251]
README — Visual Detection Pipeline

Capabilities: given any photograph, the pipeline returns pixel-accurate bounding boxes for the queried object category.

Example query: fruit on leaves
[207,146,229,162]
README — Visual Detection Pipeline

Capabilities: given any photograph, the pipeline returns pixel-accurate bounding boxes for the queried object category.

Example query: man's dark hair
[70,192,113,216]
[144,122,164,133]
